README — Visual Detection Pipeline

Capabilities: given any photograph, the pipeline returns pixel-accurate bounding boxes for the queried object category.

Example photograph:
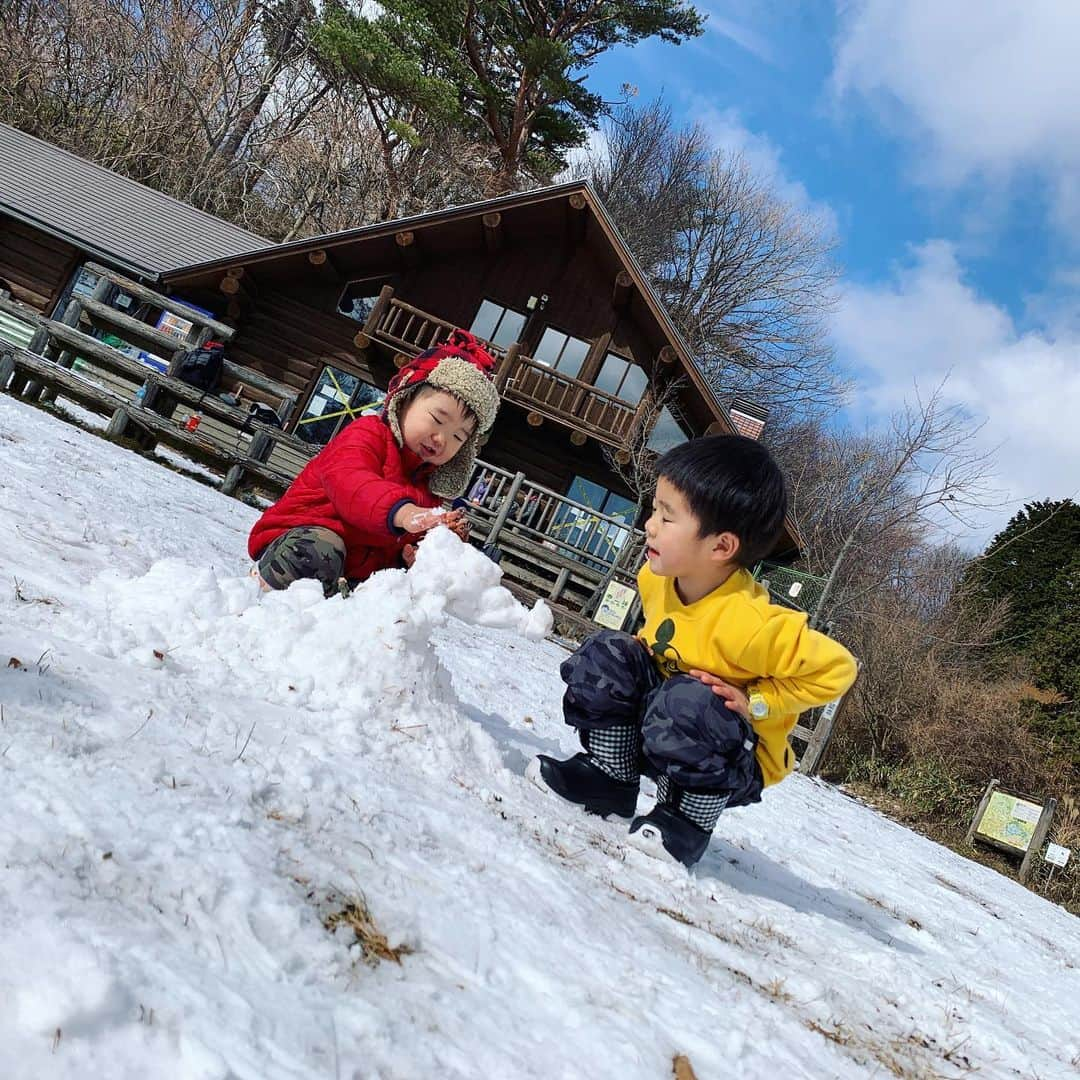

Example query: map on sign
[976,791,1043,851]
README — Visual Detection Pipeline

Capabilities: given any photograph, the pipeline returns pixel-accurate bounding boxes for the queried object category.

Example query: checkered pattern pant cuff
[656,775,729,831]
[585,725,640,782]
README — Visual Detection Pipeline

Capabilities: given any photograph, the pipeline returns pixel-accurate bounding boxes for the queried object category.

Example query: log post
[570,430,587,447]
[0,348,14,389]
[363,285,395,335]
[105,407,132,441]
[965,779,1001,846]
[486,470,526,550]
[658,345,678,365]
[1019,798,1058,884]
[612,270,633,309]
[221,464,245,496]
[308,249,327,266]
[526,411,544,427]
[482,212,503,254]
[494,342,520,391]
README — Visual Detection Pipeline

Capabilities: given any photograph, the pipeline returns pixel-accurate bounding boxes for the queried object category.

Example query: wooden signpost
[966,778,1059,883]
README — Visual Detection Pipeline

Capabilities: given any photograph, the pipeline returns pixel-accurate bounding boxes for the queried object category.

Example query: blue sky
[587,1,1080,543]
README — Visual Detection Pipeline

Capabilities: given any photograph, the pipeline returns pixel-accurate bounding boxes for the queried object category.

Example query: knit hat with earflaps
[383,329,501,498]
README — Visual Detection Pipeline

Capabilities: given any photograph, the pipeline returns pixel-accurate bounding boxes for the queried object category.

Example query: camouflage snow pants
[560,630,764,805]
[256,527,348,598]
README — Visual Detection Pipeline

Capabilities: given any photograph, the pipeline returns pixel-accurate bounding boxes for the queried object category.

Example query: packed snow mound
[408,526,553,639]
[57,526,551,738]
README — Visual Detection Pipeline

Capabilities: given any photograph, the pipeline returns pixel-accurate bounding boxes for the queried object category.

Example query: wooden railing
[504,356,638,446]
[361,287,640,448]
[465,460,644,584]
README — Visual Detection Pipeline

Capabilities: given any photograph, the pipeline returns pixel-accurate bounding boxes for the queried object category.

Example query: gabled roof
[0,123,268,279]
[168,180,727,428]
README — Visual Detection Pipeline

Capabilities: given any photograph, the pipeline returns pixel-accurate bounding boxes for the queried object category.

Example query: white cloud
[832,1,1080,233]
[833,241,1080,541]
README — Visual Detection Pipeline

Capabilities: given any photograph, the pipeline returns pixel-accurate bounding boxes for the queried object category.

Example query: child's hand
[687,670,750,720]
[394,504,446,534]
[442,509,470,542]
[402,543,418,568]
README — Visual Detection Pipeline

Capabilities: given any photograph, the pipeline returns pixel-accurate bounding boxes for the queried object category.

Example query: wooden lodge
[0,123,802,629]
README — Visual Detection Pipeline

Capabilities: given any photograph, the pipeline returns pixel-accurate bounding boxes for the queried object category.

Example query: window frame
[335,275,395,325]
[532,324,592,380]
[593,350,648,403]
[469,298,527,351]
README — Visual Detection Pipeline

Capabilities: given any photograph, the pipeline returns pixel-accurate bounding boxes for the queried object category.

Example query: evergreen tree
[967,500,1080,650]
[310,0,705,194]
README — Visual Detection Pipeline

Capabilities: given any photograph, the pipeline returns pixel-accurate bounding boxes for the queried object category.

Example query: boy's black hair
[655,435,788,568]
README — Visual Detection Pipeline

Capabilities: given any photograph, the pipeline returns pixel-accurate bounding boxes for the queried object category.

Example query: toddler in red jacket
[249,330,500,596]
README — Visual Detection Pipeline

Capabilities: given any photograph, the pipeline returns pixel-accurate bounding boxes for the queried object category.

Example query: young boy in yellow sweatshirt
[528,435,857,868]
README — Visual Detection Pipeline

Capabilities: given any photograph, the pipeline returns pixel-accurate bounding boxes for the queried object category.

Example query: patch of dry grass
[323,894,413,967]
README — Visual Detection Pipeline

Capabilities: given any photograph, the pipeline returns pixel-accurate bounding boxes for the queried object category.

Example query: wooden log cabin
[162,183,801,564]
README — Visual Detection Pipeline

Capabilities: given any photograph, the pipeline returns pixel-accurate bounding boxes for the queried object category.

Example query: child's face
[644,476,737,580]
[400,388,476,465]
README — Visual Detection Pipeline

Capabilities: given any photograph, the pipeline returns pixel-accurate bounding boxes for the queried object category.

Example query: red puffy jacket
[248,415,441,581]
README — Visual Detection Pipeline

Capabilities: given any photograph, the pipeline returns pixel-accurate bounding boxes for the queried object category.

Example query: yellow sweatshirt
[637,564,857,786]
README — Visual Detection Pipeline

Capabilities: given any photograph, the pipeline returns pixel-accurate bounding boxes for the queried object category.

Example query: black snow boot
[527,753,640,819]
[628,803,713,868]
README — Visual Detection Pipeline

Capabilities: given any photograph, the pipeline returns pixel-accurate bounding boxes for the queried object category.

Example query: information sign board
[594,581,636,631]
[974,791,1044,852]
[1044,843,1071,868]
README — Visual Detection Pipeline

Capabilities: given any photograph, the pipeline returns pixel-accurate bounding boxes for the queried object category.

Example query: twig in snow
[125,709,153,740]
[233,721,256,762]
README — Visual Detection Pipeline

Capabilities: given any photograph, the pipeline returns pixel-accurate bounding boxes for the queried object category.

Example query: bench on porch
[0,268,317,499]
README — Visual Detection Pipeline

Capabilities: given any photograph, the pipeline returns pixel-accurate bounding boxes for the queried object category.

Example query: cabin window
[470,299,526,349]
[54,264,139,319]
[555,477,637,566]
[594,352,648,403]
[647,405,692,453]
[295,365,385,446]
[534,327,590,380]
[337,278,392,324]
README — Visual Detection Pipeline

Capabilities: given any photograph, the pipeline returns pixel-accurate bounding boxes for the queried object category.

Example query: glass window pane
[534,327,567,367]
[338,279,388,323]
[647,406,688,453]
[556,334,589,379]
[469,299,502,343]
[297,366,380,446]
[491,307,526,348]
[601,492,637,524]
[619,363,648,404]
[594,354,627,397]
[566,475,607,510]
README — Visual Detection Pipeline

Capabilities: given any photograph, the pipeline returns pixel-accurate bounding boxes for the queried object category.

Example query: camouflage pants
[256,526,347,598]
[561,630,763,804]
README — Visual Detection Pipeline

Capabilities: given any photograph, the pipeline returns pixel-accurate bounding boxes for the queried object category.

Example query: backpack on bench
[176,342,225,392]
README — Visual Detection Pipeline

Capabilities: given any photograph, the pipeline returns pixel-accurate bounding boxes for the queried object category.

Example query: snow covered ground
[1,395,1078,1080]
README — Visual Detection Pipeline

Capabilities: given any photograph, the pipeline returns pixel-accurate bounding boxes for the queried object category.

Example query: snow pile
[59,527,551,740]
[2,396,1080,1080]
